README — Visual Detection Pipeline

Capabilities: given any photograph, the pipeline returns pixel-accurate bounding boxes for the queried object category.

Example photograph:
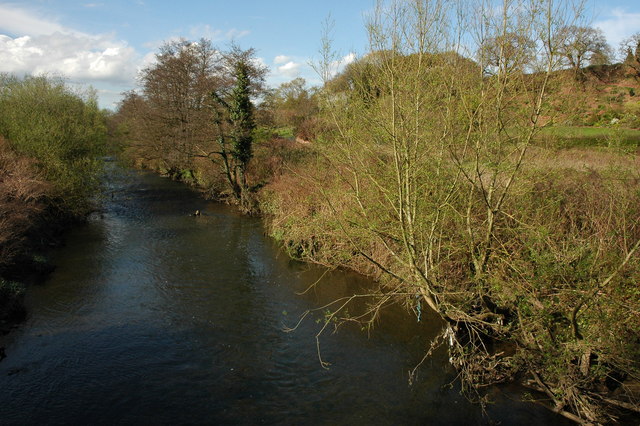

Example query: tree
[263,78,318,140]
[0,75,106,214]
[296,0,640,423]
[205,46,267,210]
[117,40,268,206]
[557,25,611,76]
[228,61,254,197]
[620,32,640,76]
[479,32,536,75]
[137,38,220,173]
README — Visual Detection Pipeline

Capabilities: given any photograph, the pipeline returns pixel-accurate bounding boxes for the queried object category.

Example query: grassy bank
[258,135,640,421]
[118,118,640,423]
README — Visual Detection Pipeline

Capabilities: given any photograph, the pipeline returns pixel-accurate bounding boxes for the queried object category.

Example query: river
[0,162,566,425]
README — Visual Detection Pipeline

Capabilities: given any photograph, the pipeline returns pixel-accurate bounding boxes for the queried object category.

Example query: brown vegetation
[544,64,640,128]
[0,137,54,325]
[258,2,640,423]
[0,137,51,271]
[0,75,106,326]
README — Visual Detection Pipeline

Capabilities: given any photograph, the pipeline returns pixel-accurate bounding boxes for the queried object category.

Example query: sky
[1,0,639,109]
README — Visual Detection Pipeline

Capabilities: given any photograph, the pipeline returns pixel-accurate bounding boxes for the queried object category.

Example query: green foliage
[0,278,26,321]
[178,169,195,183]
[0,278,25,300]
[229,61,255,168]
[0,75,106,214]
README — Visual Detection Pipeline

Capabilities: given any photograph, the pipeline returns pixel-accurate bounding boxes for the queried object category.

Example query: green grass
[273,126,294,139]
[537,126,640,149]
[254,126,295,142]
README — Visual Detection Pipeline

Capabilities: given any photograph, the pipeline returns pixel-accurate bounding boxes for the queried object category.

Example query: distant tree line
[479,23,640,79]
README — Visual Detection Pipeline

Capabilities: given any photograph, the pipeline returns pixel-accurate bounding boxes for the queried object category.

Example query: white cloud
[188,24,250,41]
[252,56,268,69]
[138,51,157,71]
[0,3,142,108]
[266,54,327,87]
[225,28,250,40]
[277,61,302,78]
[595,8,640,52]
[274,55,290,64]
[0,4,64,36]
[328,52,356,77]
[0,32,138,84]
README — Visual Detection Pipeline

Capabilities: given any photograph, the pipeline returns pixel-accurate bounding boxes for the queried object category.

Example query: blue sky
[1,0,639,109]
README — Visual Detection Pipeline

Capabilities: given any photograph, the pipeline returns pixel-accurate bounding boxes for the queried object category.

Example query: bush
[0,279,25,301]
[0,136,51,270]
[0,278,26,321]
[0,75,107,214]
[619,112,640,129]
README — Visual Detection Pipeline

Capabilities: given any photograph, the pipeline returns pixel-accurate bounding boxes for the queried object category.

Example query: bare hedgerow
[0,136,52,270]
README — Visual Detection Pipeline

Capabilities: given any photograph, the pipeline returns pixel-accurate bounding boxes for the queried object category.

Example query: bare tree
[620,32,640,76]
[479,32,536,75]
[138,38,220,172]
[556,25,611,76]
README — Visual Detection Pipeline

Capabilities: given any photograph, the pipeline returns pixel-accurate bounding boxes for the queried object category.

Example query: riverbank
[0,75,107,336]
[0,138,53,334]
[0,162,572,425]
[127,132,640,423]
[257,139,640,423]
[0,202,76,337]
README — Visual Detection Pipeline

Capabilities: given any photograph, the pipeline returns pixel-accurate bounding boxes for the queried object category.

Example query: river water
[0,162,565,425]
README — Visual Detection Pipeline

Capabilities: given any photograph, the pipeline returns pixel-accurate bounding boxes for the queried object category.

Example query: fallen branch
[523,376,589,425]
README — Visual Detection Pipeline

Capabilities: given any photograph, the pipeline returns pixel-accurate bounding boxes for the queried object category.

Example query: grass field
[538,125,640,149]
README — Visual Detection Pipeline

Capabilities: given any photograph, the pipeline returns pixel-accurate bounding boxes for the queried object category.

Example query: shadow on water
[0,162,569,425]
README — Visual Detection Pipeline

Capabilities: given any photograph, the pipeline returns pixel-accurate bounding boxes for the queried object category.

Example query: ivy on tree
[229,61,255,192]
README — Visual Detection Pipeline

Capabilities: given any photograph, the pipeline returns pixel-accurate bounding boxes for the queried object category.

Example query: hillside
[545,64,640,131]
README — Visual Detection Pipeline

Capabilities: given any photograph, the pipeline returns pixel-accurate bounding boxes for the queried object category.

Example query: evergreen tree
[229,61,255,190]
[209,47,266,210]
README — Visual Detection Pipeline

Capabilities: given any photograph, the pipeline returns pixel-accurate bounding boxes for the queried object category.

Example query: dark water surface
[0,163,565,425]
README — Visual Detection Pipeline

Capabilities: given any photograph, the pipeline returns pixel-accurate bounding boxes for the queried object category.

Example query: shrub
[0,136,51,270]
[0,278,26,321]
[0,75,107,214]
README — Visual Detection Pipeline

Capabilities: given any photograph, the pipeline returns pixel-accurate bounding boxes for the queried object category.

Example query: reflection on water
[0,164,566,425]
